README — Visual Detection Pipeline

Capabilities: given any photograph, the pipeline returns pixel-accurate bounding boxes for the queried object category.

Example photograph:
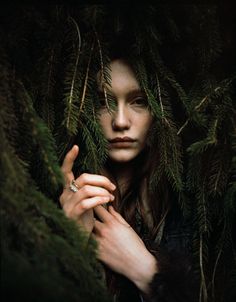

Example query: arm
[93,205,158,294]
[93,205,198,301]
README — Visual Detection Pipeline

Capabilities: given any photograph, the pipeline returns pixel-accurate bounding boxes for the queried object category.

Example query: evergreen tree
[0,3,235,302]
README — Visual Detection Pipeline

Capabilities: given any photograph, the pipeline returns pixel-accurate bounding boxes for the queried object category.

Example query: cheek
[138,115,153,135]
[138,119,153,145]
[98,114,111,134]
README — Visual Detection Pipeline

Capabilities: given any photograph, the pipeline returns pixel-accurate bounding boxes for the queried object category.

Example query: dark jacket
[145,204,198,302]
[115,204,198,302]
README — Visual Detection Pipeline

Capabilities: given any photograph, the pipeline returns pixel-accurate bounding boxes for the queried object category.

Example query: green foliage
[1,3,235,302]
[0,122,110,302]
[0,43,110,301]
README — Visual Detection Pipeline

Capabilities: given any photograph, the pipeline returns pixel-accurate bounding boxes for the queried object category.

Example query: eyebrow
[126,89,146,99]
[97,89,146,99]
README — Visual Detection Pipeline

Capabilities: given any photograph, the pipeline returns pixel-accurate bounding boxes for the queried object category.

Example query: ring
[72,180,79,189]
[69,180,79,193]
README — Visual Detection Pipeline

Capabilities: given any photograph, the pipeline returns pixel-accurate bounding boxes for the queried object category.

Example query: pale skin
[59,59,158,293]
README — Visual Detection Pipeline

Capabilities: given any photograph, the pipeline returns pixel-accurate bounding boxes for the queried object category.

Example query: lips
[109,137,136,143]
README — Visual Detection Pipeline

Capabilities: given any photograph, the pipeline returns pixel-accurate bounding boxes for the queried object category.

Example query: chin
[108,150,140,163]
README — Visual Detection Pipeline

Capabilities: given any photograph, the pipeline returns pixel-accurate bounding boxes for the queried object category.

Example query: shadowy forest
[0,3,235,302]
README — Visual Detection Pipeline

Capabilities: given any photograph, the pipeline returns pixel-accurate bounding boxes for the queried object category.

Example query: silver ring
[69,180,79,193]
[72,180,80,189]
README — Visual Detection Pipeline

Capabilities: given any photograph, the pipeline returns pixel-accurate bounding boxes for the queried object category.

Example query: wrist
[130,252,159,293]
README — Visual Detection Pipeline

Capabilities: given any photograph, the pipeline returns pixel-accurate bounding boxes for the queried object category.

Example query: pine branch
[178,76,235,135]
[94,29,112,112]
[78,115,108,173]
[199,233,208,302]
[16,81,64,193]
[178,87,220,135]
[78,40,95,115]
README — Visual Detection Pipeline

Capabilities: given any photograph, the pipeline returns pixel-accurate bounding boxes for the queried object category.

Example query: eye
[131,97,148,107]
[99,98,107,108]
[98,96,117,112]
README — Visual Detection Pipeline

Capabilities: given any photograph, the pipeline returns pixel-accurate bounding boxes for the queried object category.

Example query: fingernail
[110,194,115,201]
[110,183,116,190]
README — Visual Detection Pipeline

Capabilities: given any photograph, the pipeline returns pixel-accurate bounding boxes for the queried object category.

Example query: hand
[59,145,116,234]
[93,205,158,293]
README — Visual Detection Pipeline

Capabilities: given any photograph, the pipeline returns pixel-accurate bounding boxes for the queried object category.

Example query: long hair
[104,141,171,240]
[100,111,172,295]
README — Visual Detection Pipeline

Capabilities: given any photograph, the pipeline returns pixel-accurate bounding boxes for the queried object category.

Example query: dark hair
[92,26,174,295]
[102,115,171,295]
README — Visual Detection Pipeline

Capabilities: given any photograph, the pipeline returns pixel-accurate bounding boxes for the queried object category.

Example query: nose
[111,104,131,131]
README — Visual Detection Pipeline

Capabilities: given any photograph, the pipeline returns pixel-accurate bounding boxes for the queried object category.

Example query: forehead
[97,59,140,93]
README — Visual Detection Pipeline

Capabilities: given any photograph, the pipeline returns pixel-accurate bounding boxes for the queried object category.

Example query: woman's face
[97,59,153,163]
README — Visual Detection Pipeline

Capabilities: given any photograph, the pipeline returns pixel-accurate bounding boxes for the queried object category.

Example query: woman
[59,58,196,301]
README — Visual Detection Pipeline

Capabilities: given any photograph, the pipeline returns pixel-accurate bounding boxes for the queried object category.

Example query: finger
[75,173,116,192]
[94,205,112,222]
[93,219,106,238]
[61,145,79,181]
[78,185,115,201]
[66,196,111,218]
[93,219,104,230]
[79,196,112,212]
[60,184,114,210]
[108,206,130,226]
